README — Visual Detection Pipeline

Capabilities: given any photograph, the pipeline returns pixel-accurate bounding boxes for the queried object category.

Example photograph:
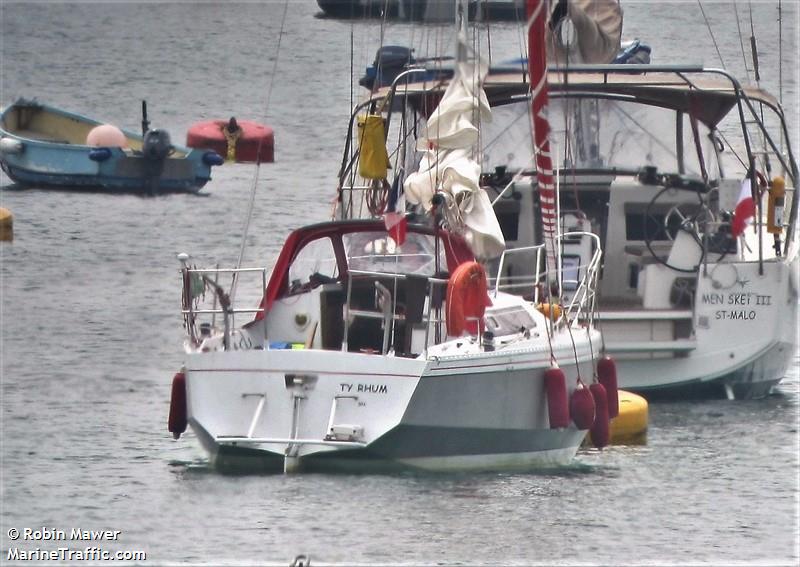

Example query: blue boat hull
[1,146,213,193]
[0,98,220,193]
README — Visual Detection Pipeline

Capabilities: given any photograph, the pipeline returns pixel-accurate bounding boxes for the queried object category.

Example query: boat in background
[0,98,223,193]
[317,0,525,22]
[375,67,799,399]
[340,1,797,399]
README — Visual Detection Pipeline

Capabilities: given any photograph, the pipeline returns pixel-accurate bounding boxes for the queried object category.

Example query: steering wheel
[663,203,716,241]
[643,187,710,273]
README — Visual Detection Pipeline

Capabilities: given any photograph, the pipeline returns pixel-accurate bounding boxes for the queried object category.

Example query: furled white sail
[404,60,505,260]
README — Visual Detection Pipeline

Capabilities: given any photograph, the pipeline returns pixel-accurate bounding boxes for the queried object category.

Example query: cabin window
[288,237,339,292]
[561,255,581,291]
[625,212,669,241]
[485,307,536,336]
[344,231,444,276]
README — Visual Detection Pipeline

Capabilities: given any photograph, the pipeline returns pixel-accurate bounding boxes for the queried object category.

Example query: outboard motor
[143,128,173,162]
[359,45,416,91]
[142,128,173,193]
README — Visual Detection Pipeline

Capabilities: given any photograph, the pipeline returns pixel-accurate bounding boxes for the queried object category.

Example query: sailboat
[355,0,798,399]
[168,0,613,473]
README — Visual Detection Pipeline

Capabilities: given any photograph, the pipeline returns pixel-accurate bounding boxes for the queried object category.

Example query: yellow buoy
[0,207,13,242]
[609,390,648,445]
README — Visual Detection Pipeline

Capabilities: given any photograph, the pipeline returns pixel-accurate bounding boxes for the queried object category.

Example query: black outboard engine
[142,129,173,162]
[142,128,173,193]
[359,46,416,91]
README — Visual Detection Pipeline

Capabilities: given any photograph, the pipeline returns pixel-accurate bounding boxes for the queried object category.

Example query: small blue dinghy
[0,98,223,193]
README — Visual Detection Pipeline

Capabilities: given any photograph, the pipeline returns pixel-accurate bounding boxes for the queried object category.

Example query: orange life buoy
[446,261,492,337]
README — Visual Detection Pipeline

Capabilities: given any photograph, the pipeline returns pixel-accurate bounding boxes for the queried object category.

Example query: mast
[527,0,560,290]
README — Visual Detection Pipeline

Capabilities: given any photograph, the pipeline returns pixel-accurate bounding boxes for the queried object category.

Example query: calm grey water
[1,2,798,565]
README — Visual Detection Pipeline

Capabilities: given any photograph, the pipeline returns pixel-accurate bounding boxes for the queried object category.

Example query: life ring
[446,261,492,337]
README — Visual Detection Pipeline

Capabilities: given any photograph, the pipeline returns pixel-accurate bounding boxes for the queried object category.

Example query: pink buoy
[544,367,569,429]
[86,124,129,148]
[597,355,619,418]
[589,382,610,448]
[570,383,595,430]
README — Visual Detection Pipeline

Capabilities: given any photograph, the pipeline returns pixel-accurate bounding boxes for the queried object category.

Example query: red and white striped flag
[731,177,755,237]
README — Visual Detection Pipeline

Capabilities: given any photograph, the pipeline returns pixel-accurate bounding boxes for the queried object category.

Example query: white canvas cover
[548,0,623,64]
[404,60,505,260]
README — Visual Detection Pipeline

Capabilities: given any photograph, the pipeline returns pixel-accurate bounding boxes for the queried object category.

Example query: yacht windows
[482,97,720,178]
[288,237,339,292]
[561,255,581,291]
[485,307,536,336]
[344,231,444,276]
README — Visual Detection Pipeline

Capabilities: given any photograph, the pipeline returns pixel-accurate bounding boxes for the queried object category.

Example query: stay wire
[733,1,752,81]
[231,0,291,304]
[697,0,727,69]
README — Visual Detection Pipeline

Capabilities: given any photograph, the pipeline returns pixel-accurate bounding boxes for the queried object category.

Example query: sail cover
[403,59,505,260]
[548,0,623,64]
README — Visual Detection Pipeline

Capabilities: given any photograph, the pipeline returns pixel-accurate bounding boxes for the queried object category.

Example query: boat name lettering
[714,310,757,321]
[701,292,772,306]
[339,383,387,394]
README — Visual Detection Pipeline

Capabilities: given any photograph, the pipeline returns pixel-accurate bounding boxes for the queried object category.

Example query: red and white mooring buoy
[186,117,274,163]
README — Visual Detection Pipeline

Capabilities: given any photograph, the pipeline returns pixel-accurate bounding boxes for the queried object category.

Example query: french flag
[731,176,756,237]
[384,172,407,245]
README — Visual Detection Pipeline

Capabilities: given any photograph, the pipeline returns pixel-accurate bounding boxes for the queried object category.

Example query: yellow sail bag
[357,114,390,180]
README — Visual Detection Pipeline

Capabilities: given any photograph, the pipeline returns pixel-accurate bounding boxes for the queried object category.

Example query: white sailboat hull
[184,337,597,473]
[603,258,798,398]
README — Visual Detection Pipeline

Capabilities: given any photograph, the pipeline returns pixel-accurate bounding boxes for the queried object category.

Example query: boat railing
[492,244,546,298]
[179,263,268,349]
[343,268,448,356]
[491,232,602,325]
[560,231,603,326]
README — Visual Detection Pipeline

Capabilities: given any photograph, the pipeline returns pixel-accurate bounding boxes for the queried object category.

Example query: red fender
[597,356,619,418]
[570,383,596,430]
[544,367,570,429]
[589,382,610,448]
[168,371,188,439]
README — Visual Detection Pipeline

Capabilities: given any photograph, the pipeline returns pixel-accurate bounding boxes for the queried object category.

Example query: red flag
[731,178,755,237]
[384,211,407,245]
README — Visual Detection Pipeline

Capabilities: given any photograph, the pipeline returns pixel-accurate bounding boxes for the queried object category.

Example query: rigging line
[778,0,783,107]
[230,0,290,303]
[747,0,760,84]
[733,1,752,80]
[696,0,727,69]
[350,24,355,122]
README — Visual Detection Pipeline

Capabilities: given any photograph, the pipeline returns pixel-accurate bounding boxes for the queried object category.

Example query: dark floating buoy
[186,118,274,163]
[570,383,596,430]
[597,355,619,418]
[544,367,570,429]
[168,371,188,439]
[589,382,610,448]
